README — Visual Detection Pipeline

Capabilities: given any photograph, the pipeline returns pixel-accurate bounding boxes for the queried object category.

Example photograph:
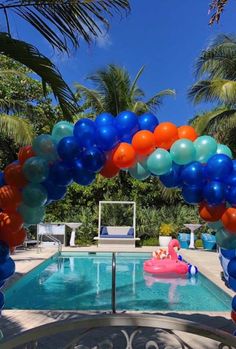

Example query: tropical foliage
[209,0,229,24]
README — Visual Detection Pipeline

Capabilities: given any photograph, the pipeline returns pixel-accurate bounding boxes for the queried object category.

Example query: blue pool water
[5,252,231,311]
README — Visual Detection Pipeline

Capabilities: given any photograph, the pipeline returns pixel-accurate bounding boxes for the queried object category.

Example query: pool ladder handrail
[37,234,62,255]
[112,252,116,314]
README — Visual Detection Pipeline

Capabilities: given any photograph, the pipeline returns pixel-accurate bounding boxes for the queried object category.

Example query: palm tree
[209,0,229,24]
[75,64,175,116]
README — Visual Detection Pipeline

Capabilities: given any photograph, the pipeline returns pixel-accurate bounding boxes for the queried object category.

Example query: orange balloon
[0,185,22,209]
[4,163,28,189]
[154,122,178,150]
[221,208,236,234]
[100,151,120,178]
[178,125,198,141]
[112,143,136,169]
[132,130,155,155]
[0,212,23,235]
[231,310,236,323]
[18,145,35,165]
[199,203,226,222]
[0,226,26,247]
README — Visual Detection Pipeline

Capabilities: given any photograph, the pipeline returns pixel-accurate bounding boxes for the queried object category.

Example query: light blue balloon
[129,161,150,181]
[33,134,58,162]
[147,149,172,176]
[51,121,74,143]
[18,204,45,225]
[216,144,233,159]
[23,157,49,183]
[216,228,236,249]
[22,183,48,208]
[194,136,217,163]
[170,139,196,165]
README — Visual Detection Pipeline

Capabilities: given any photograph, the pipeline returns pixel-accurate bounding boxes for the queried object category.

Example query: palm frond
[145,89,176,112]
[0,33,77,119]
[0,0,130,52]
[130,66,145,98]
[209,0,229,25]
[75,84,103,114]
[0,114,34,145]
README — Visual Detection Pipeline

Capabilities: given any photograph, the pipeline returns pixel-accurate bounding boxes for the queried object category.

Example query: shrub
[159,223,175,236]
[142,237,159,246]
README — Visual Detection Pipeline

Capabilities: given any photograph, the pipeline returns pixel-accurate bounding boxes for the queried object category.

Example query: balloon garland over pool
[1,110,236,318]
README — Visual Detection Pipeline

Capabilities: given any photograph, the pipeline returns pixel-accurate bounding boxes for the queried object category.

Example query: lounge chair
[177,233,190,249]
[201,233,216,250]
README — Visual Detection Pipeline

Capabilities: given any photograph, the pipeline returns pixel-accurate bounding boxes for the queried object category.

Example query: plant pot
[159,236,172,247]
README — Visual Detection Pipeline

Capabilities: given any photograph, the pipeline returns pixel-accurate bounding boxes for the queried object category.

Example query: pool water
[5,252,231,311]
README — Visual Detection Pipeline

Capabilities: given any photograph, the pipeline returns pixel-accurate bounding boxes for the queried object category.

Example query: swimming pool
[5,252,231,311]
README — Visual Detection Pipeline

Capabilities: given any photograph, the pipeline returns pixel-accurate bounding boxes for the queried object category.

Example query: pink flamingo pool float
[143,239,189,275]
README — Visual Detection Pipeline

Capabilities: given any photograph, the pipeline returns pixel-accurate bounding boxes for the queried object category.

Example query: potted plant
[159,223,174,247]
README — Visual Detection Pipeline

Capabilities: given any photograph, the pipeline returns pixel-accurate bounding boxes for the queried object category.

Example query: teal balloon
[207,220,223,231]
[19,204,45,225]
[216,228,236,249]
[22,184,47,208]
[147,149,172,176]
[129,161,150,180]
[23,157,49,183]
[194,136,217,163]
[33,134,58,162]
[216,144,233,159]
[51,121,74,143]
[170,139,196,165]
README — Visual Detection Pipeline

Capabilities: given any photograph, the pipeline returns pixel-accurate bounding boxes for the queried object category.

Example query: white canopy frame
[98,201,136,239]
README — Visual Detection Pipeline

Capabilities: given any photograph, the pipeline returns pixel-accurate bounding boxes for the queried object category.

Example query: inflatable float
[143,239,191,276]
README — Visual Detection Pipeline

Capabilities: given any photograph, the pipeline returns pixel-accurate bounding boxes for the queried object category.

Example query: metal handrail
[38,234,62,255]
[112,252,116,313]
[1,314,236,349]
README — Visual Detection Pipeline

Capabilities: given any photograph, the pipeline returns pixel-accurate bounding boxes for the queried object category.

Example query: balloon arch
[1,111,236,320]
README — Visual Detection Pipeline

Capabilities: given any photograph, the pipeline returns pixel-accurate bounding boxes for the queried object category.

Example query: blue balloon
[159,163,182,188]
[228,258,236,278]
[95,125,119,151]
[224,171,236,187]
[0,292,4,309]
[203,181,226,206]
[232,295,236,312]
[138,112,159,132]
[73,118,96,148]
[181,162,205,186]
[206,154,233,181]
[115,111,140,141]
[0,172,5,187]
[42,180,67,201]
[95,112,114,127]
[0,281,5,289]
[226,186,236,207]
[23,157,49,183]
[0,257,15,281]
[73,159,96,186]
[221,248,236,260]
[81,146,105,173]
[229,276,236,291]
[49,161,73,186]
[182,185,203,204]
[0,241,9,263]
[57,136,82,162]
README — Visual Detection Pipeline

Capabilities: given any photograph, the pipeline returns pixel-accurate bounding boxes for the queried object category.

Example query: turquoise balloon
[216,144,233,159]
[23,157,49,183]
[33,134,58,162]
[147,149,172,176]
[194,136,217,163]
[170,139,196,165]
[129,161,150,180]
[207,220,223,231]
[18,204,45,225]
[216,228,236,249]
[51,121,74,143]
[22,183,48,208]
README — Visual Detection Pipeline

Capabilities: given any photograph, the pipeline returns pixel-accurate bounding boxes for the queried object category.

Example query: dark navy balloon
[232,295,236,312]
[224,171,236,187]
[81,146,105,173]
[229,276,236,292]
[206,154,233,181]
[0,292,4,309]
[182,185,203,204]
[159,163,182,188]
[115,111,140,141]
[49,161,73,186]
[203,181,226,206]
[138,112,159,132]
[95,112,114,127]
[0,172,5,187]
[42,179,67,201]
[181,162,205,186]
[0,257,15,281]
[73,118,96,148]
[221,248,236,260]
[73,159,96,186]
[95,125,119,151]
[57,136,81,162]
[0,241,9,263]
[0,281,4,288]
[226,186,236,207]
[228,258,236,278]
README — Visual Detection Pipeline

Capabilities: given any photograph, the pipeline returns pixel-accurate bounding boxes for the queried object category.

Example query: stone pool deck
[0,246,235,348]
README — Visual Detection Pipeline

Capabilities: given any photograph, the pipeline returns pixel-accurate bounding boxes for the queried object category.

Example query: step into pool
[4,252,232,311]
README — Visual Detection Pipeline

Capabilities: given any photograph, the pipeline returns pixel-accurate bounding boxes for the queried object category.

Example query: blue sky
[7,0,236,125]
